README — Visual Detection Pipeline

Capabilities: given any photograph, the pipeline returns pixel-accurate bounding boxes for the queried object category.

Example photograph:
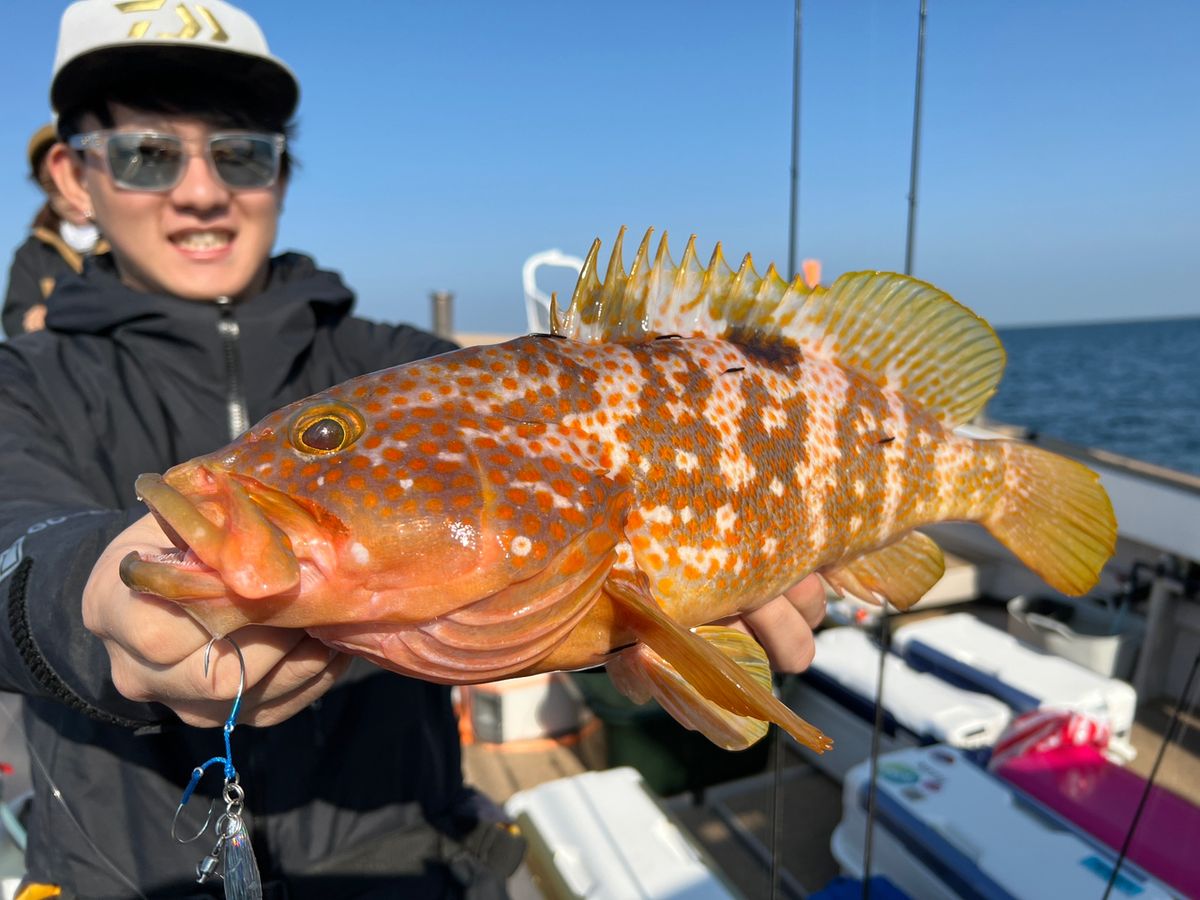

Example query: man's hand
[716,573,828,673]
[83,513,350,727]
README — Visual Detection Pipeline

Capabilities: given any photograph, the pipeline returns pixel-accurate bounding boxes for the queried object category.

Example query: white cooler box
[791,627,1012,781]
[892,613,1138,760]
[833,746,1180,900]
[506,767,740,899]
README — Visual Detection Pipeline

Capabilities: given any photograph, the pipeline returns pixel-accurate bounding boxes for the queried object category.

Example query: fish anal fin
[606,575,832,753]
[821,531,945,611]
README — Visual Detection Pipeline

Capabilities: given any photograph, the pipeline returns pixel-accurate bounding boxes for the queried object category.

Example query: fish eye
[301,417,346,451]
[290,403,364,455]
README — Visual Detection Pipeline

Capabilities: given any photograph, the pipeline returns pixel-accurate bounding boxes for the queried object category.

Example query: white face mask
[59,220,100,253]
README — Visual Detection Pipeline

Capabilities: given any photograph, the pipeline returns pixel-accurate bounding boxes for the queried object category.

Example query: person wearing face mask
[0,1,828,897]
[2,124,107,336]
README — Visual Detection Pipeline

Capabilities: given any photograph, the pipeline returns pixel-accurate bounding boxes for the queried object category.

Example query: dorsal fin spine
[558,227,1005,425]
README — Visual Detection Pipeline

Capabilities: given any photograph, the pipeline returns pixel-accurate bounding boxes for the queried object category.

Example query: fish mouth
[121,467,307,601]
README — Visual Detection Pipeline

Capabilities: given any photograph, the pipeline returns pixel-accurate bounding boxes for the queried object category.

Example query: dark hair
[57,61,297,177]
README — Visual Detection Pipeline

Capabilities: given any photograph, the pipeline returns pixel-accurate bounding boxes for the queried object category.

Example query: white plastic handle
[522,249,584,333]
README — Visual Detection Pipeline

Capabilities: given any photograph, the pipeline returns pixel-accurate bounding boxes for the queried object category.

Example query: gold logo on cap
[115,1,229,43]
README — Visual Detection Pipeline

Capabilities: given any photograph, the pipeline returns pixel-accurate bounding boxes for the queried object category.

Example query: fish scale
[122,227,1116,754]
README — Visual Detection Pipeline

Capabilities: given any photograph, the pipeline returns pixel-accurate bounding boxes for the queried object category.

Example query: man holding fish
[0,1,830,896]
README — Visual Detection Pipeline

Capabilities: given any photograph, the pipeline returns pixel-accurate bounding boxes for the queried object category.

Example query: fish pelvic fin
[606,574,832,753]
[821,531,946,611]
[608,627,771,751]
[984,441,1117,596]
[557,227,1004,426]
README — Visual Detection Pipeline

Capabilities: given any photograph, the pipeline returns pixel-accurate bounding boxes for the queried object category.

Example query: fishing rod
[864,3,928,897]
[770,2,804,898]
[904,0,928,276]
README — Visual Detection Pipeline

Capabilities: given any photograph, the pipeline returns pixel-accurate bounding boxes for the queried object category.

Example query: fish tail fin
[982,441,1117,596]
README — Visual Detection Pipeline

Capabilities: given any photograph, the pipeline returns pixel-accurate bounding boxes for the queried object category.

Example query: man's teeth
[176,232,230,250]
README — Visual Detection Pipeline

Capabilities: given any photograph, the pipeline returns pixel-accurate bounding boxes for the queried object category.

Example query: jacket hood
[45,251,355,336]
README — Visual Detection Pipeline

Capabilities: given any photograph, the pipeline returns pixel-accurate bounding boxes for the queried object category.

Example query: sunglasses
[68,130,286,192]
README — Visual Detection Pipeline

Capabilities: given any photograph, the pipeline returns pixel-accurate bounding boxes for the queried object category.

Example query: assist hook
[170,635,248,843]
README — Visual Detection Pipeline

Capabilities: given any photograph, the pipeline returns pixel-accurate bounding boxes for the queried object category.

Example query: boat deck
[464,600,1200,898]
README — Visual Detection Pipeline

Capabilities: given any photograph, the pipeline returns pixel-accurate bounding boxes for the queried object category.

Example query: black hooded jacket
[0,253,492,898]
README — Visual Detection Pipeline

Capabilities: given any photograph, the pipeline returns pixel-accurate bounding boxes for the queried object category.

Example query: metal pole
[903,0,928,276]
[786,0,803,280]
[430,291,454,340]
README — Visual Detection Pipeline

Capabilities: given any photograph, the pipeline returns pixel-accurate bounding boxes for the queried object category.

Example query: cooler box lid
[808,627,1011,748]
[841,746,1178,899]
[892,613,1137,736]
[996,745,1200,899]
[506,767,739,899]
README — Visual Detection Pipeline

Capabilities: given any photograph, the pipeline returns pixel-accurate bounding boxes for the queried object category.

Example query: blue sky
[1,1,1196,335]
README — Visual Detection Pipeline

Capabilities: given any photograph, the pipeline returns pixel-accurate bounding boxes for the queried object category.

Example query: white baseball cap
[51,0,299,120]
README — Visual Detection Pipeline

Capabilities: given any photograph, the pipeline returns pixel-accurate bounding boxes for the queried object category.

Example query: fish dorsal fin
[556,226,1006,425]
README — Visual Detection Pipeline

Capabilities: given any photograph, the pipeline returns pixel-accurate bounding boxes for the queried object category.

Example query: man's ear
[47,142,93,221]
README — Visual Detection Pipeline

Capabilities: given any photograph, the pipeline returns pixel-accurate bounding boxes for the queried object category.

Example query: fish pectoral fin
[820,530,945,611]
[606,575,832,753]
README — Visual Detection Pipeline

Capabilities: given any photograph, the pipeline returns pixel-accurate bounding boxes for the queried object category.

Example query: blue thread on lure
[171,637,262,899]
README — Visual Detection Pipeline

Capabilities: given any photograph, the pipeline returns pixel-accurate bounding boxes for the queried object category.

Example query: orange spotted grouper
[120,228,1117,754]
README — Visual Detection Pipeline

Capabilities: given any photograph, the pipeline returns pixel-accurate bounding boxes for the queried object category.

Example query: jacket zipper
[215,296,249,439]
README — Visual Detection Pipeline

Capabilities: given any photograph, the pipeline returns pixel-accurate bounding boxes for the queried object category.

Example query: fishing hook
[170,636,248,844]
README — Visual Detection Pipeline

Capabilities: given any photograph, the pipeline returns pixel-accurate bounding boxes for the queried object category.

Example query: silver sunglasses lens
[107,133,185,190]
[210,136,280,188]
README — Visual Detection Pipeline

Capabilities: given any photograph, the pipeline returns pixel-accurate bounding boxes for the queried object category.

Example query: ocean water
[983,317,1200,477]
